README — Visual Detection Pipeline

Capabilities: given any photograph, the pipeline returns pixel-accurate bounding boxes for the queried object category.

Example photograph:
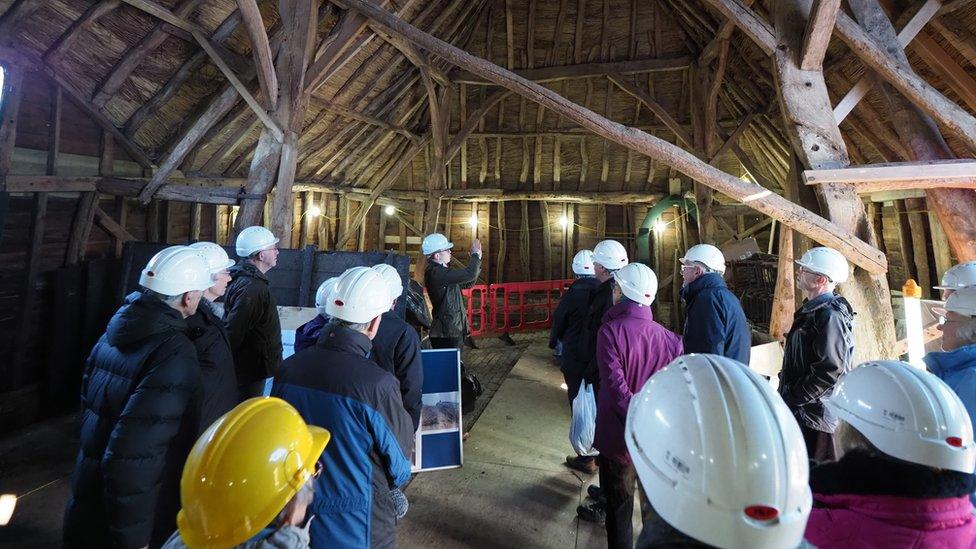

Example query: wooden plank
[799,0,841,70]
[65,192,98,266]
[893,199,917,281]
[929,208,953,281]
[906,197,932,297]
[236,0,278,110]
[804,159,976,185]
[0,0,43,39]
[47,87,62,176]
[190,202,202,240]
[495,202,507,281]
[453,56,693,85]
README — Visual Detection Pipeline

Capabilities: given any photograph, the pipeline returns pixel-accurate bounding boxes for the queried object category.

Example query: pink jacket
[805,493,976,548]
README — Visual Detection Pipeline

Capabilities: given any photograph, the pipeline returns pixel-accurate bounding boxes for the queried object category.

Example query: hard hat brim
[307,425,331,465]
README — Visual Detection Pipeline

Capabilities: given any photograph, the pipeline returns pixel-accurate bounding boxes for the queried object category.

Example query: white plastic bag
[570,381,598,456]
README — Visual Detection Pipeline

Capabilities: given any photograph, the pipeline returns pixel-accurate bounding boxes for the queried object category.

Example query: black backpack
[461,362,483,413]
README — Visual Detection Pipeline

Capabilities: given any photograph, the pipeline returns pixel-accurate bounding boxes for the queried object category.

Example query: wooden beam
[832,0,941,124]
[237,0,278,110]
[912,29,976,114]
[44,1,121,68]
[11,192,46,386]
[699,0,777,56]
[444,88,511,165]
[313,98,421,141]
[95,205,136,242]
[0,65,24,189]
[452,56,693,85]
[608,73,694,147]
[799,0,840,70]
[119,8,241,127]
[0,0,43,39]
[335,0,885,272]
[834,11,976,153]
[94,0,209,106]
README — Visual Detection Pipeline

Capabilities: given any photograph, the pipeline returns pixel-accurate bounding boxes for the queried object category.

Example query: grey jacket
[162,523,310,549]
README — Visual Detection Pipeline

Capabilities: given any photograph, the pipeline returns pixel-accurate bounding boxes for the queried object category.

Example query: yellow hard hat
[176,397,330,549]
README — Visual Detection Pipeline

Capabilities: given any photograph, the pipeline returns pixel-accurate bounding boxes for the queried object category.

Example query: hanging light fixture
[384,205,396,216]
[558,215,569,228]
[308,205,322,217]
[653,219,667,234]
[468,214,479,228]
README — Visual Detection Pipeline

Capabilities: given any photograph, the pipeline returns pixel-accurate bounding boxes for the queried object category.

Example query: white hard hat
[314,277,340,317]
[627,354,811,549]
[592,239,629,270]
[235,226,279,258]
[139,246,215,296]
[679,244,726,274]
[189,242,235,274]
[372,264,403,302]
[796,246,849,283]
[934,261,976,291]
[826,360,976,473]
[571,249,594,275]
[325,267,391,323]
[937,286,976,318]
[421,233,453,256]
[613,263,658,306]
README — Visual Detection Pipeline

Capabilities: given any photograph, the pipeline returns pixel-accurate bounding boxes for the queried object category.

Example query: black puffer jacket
[426,254,482,338]
[579,278,615,383]
[186,298,237,431]
[224,261,282,387]
[371,310,424,432]
[550,276,600,377]
[779,293,855,433]
[63,292,202,549]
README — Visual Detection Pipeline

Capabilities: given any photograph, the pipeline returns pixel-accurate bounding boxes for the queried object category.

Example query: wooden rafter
[799,0,840,70]
[43,1,121,68]
[237,0,278,110]
[452,56,693,85]
[332,0,887,274]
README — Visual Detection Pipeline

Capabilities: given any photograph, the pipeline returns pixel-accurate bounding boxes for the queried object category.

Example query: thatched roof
[2,0,976,200]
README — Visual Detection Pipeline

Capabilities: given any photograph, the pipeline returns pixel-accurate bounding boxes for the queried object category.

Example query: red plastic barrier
[463,279,573,336]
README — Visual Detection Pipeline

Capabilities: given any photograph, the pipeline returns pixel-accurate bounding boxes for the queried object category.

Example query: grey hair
[836,420,872,456]
[274,478,315,525]
[330,317,372,333]
[956,317,976,344]
[144,289,183,306]
[689,261,716,275]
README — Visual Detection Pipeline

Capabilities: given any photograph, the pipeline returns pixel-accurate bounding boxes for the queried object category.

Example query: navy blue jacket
[64,292,202,549]
[273,323,414,549]
[550,276,600,377]
[294,314,328,353]
[680,273,751,364]
[371,311,424,432]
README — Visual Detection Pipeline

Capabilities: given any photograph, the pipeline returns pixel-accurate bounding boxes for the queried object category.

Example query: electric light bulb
[468,214,478,228]
[653,219,667,234]
[384,205,396,216]
[558,215,569,228]
[308,205,322,217]
[0,494,16,526]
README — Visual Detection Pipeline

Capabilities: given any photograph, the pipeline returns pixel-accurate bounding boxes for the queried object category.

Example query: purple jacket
[594,300,683,463]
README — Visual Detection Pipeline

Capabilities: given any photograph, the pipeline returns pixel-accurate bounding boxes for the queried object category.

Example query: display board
[413,348,464,472]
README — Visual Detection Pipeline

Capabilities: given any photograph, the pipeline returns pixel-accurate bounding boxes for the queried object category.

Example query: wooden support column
[848,0,976,262]
[190,203,202,241]
[893,199,917,282]
[771,0,896,362]
[541,201,552,279]
[268,0,317,244]
[0,64,24,193]
[66,128,110,265]
[905,197,932,297]
[495,202,507,281]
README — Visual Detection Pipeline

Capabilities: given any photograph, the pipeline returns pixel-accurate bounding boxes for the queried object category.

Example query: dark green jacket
[224,261,282,387]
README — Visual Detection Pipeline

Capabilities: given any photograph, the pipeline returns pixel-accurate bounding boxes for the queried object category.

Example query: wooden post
[541,201,552,279]
[519,201,530,280]
[147,200,161,242]
[894,199,917,283]
[189,202,202,241]
[848,0,976,262]
[495,202,507,281]
[12,192,47,386]
[905,197,932,298]
[0,64,24,191]
[929,208,953,284]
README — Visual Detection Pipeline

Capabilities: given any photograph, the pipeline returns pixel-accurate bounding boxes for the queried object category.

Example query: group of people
[550,239,976,548]
[62,225,488,548]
